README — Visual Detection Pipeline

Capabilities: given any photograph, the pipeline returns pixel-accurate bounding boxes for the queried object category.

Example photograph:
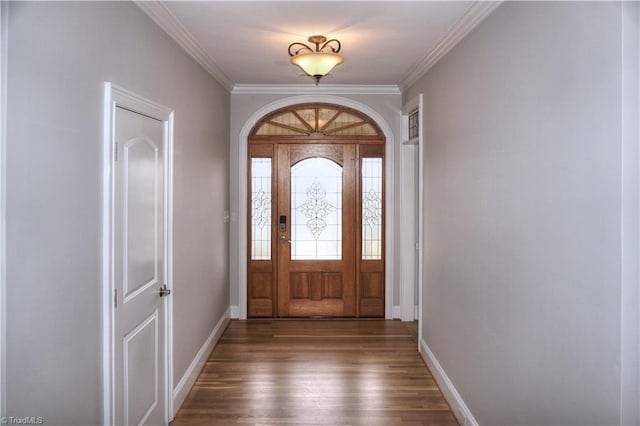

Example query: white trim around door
[620,3,640,424]
[402,94,424,344]
[102,82,175,425]
[237,95,396,320]
[0,1,8,418]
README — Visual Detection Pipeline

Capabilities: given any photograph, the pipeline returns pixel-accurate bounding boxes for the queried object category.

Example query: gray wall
[404,2,639,425]
[5,2,229,424]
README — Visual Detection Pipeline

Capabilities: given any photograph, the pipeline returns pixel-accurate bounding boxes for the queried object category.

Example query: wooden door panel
[361,272,383,298]
[290,273,311,299]
[288,299,345,316]
[322,273,343,299]
[360,263,384,316]
[248,270,274,316]
[248,299,273,317]
[289,260,342,272]
[360,273,384,316]
[249,273,273,298]
[289,144,343,164]
[289,273,345,301]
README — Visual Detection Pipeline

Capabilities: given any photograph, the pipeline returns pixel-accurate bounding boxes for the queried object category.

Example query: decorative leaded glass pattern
[251,158,272,260]
[362,158,383,260]
[291,158,342,260]
[295,178,336,239]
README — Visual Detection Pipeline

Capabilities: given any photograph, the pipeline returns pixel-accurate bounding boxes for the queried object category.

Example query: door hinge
[114,288,118,308]
[114,142,118,161]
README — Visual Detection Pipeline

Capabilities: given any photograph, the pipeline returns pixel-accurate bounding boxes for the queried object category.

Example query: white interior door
[114,106,167,425]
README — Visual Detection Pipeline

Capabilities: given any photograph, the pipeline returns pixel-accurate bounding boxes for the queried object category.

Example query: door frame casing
[621,2,640,423]
[102,82,175,425]
[401,94,424,342]
[237,96,395,319]
[0,1,7,418]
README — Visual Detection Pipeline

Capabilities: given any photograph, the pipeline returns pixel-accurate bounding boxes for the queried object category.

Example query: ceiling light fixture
[288,35,343,85]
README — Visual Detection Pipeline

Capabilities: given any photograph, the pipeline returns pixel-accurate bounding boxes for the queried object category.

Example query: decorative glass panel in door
[291,158,342,260]
[251,158,272,260]
[362,158,382,260]
[277,144,356,317]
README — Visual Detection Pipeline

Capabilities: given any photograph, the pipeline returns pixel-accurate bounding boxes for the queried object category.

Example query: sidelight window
[251,158,272,260]
[362,158,383,260]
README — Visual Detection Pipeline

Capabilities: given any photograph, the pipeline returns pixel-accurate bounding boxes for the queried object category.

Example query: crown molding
[134,1,234,91]
[398,1,502,92]
[232,84,401,95]
[136,1,500,94]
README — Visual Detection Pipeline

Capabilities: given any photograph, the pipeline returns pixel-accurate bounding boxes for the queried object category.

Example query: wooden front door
[247,103,385,318]
[277,144,357,316]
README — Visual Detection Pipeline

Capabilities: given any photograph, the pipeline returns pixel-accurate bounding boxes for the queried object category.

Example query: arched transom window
[250,103,383,139]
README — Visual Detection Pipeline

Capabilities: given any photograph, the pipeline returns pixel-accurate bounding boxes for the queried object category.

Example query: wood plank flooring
[171,320,458,426]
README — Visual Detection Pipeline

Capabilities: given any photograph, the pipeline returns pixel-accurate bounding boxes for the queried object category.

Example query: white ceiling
[137,1,500,90]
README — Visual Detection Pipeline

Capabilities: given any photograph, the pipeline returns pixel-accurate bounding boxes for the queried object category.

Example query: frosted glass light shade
[290,52,344,78]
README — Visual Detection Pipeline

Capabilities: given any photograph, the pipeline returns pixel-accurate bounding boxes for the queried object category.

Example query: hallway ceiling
[137,1,498,90]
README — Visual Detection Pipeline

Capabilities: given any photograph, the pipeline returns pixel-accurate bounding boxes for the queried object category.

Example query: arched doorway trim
[237,95,394,320]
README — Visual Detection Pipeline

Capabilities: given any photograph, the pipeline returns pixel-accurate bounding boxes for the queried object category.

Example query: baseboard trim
[419,337,478,426]
[392,305,401,319]
[172,307,231,416]
[395,305,419,322]
[230,305,240,319]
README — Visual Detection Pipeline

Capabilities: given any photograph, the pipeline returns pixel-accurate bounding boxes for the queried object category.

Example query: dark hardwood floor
[171,320,458,426]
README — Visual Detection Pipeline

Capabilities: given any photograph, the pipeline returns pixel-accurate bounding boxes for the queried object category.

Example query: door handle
[159,284,171,297]
[279,235,291,244]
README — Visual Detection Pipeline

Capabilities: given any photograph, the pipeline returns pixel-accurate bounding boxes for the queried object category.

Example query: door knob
[159,284,171,297]
[279,235,291,243]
